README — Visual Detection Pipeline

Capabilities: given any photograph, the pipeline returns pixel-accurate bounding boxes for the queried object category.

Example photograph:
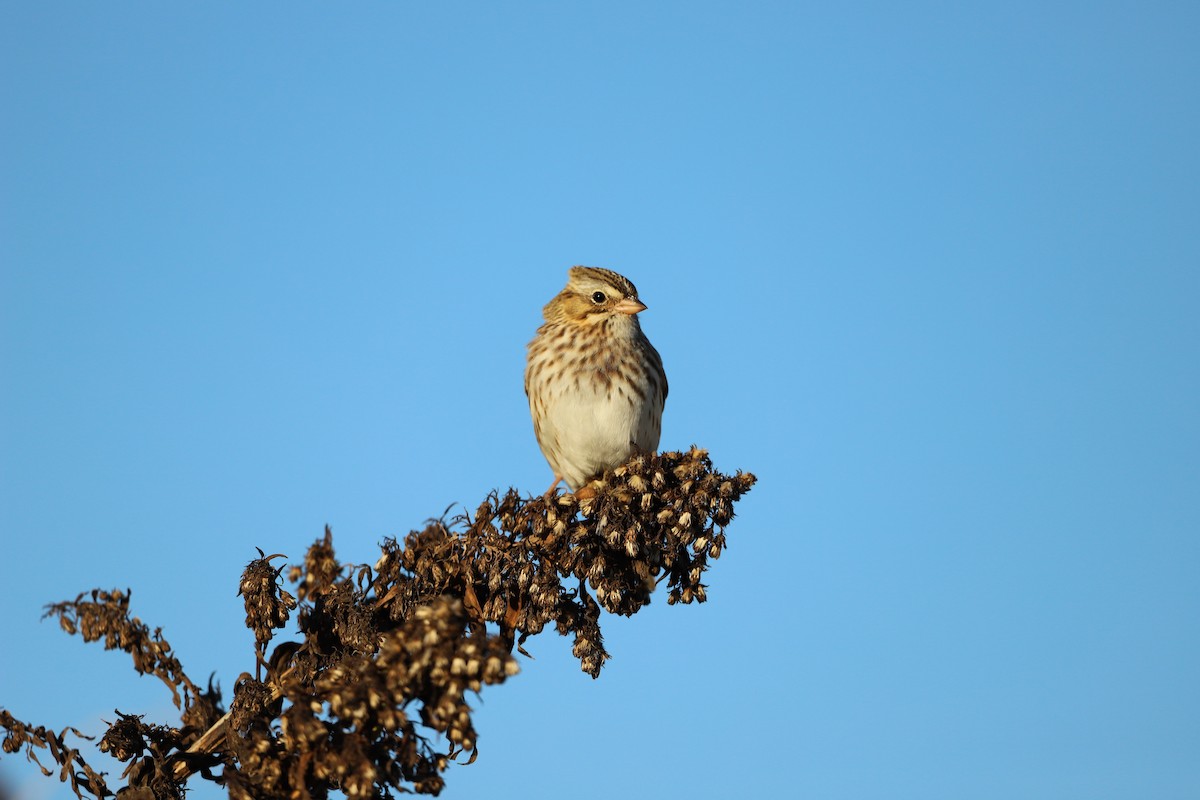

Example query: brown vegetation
[1,448,755,798]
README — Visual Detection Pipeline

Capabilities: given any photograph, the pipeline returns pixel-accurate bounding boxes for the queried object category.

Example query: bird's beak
[615,298,648,315]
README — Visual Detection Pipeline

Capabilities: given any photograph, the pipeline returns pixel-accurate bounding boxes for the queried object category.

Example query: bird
[525,266,668,495]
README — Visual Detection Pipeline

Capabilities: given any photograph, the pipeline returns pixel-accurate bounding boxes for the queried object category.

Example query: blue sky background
[2,3,1198,799]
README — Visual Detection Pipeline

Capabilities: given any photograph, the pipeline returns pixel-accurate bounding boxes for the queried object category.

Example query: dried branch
[43,589,205,711]
[0,710,111,799]
[3,447,756,799]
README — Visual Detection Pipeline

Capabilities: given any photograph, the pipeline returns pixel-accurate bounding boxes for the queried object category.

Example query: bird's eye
[591,291,607,304]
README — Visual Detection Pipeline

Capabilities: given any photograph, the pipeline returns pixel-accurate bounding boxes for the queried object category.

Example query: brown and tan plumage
[525,266,668,494]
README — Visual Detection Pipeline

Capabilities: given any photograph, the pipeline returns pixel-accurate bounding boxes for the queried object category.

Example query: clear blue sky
[2,3,1198,799]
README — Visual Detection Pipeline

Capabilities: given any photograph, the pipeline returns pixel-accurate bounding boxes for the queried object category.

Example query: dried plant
[2,448,755,798]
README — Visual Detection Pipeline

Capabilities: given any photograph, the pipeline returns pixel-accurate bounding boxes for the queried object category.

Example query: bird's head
[544,266,647,325]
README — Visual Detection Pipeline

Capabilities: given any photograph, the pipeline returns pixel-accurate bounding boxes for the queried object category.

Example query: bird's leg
[543,476,562,498]
[572,484,598,500]
[627,440,654,459]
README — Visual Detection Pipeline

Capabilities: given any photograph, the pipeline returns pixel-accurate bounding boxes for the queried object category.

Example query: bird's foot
[572,484,598,500]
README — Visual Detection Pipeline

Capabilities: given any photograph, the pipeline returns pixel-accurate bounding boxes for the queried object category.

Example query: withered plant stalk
[2,448,755,799]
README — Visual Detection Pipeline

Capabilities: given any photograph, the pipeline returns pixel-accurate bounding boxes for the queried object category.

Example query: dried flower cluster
[0,710,109,799]
[2,448,755,799]
[44,589,208,713]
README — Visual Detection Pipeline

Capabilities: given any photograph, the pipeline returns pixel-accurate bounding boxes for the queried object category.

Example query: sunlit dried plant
[1,448,755,798]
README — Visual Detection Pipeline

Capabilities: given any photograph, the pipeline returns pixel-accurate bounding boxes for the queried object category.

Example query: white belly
[538,382,657,490]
